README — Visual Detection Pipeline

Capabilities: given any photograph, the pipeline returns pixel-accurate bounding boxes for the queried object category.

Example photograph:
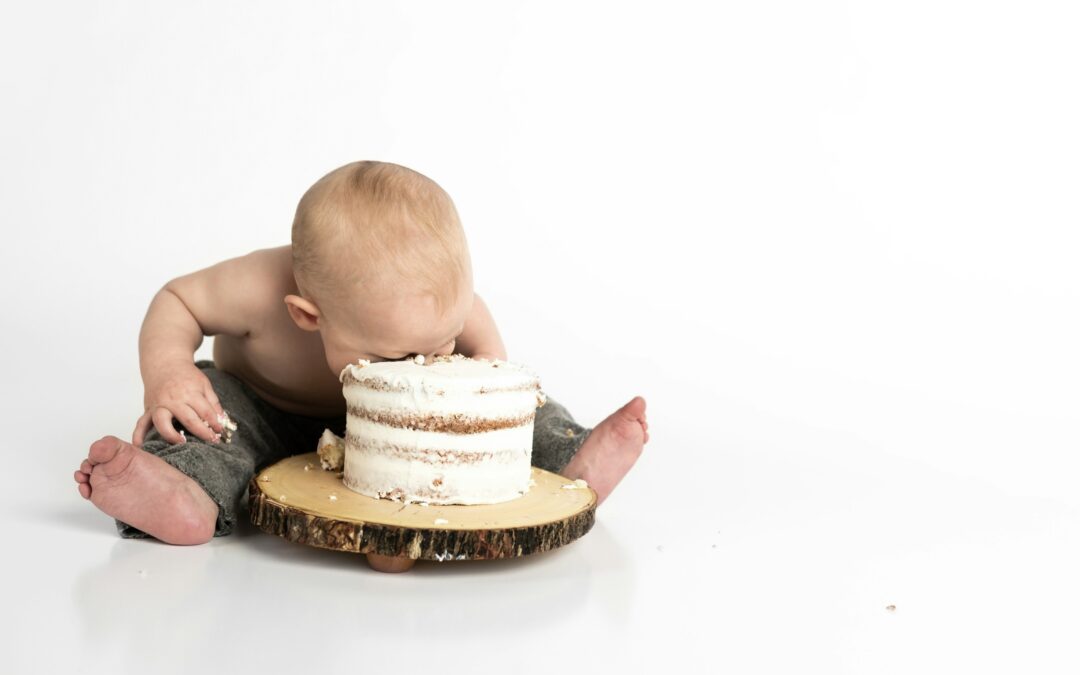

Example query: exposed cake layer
[343,436,532,505]
[347,436,525,465]
[345,415,535,453]
[347,406,535,434]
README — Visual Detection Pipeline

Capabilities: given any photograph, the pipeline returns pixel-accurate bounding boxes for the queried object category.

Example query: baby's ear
[284,294,321,331]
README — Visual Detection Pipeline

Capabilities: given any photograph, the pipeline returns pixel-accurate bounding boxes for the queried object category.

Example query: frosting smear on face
[322,354,547,505]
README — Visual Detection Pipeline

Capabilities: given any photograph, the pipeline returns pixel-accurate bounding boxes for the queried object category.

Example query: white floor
[8,380,1080,674]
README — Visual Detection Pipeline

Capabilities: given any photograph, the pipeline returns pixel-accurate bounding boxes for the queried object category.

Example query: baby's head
[284,160,474,376]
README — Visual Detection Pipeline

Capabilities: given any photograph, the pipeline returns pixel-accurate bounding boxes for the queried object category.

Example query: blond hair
[291,161,471,317]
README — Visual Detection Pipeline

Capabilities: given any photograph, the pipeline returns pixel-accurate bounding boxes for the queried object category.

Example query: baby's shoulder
[208,246,293,295]
[164,245,294,339]
[236,245,298,310]
[246,244,295,283]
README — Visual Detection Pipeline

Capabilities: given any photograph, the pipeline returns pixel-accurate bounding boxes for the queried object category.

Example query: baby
[73,160,649,550]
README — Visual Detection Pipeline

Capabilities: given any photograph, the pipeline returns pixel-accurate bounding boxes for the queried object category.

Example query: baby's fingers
[175,403,220,443]
[190,396,223,437]
[132,410,152,446]
[152,408,186,445]
[203,380,225,420]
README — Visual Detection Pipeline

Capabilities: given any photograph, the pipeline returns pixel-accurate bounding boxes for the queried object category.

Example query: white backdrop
[2,1,1078,673]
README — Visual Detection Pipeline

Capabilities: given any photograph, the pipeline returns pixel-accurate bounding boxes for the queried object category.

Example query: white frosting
[339,353,540,393]
[346,415,535,452]
[346,387,541,423]
[338,354,543,505]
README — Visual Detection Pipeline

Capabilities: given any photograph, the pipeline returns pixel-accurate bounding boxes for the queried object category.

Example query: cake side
[342,420,535,504]
[339,355,544,505]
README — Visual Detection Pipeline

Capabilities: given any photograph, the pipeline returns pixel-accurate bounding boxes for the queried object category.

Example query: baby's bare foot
[73,435,220,545]
[562,396,649,507]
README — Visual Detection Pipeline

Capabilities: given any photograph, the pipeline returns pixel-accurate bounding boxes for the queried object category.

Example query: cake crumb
[565,428,575,437]
[279,494,287,501]
[304,463,314,471]
[413,354,425,365]
[317,429,345,471]
[328,493,338,501]
[886,604,896,612]
[216,411,238,443]
[259,475,271,483]
[434,518,449,525]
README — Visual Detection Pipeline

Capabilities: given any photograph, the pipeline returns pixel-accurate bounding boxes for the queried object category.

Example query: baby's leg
[532,394,649,507]
[79,360,317,542]
[530,395,592,474]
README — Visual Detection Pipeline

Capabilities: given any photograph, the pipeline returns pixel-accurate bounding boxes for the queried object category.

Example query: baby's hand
[133,362,226,446]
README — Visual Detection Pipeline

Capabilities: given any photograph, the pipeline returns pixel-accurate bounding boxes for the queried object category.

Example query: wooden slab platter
[248,452,597,573]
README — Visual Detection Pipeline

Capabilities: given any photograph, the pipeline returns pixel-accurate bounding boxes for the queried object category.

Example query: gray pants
[117,359,592,539]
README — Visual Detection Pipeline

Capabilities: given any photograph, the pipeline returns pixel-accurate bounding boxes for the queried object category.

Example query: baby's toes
[80,459,93,475]
[78,482,91,499]
[88,435,125,466]
[74,469,89,484]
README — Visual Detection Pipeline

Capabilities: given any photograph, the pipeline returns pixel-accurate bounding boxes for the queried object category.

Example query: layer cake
[329,354,546,505]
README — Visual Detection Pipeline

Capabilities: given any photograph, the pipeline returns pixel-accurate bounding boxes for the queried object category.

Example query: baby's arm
[455,293,508,361]
[133,251,266,445]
